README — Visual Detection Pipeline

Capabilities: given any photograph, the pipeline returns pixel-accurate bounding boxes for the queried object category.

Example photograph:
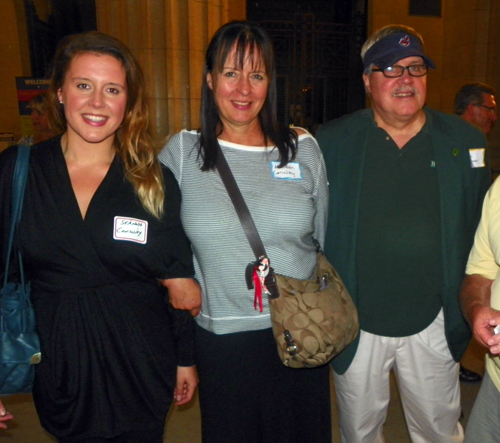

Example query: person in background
[453,82,497,383]
[159,20,331,443]
[455,82,497,135]
[17,92,58,146]
[0,31,199,442]
[316,24,490,443]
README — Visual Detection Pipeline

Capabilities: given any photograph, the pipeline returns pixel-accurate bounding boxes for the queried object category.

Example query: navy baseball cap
[363,32,436,71]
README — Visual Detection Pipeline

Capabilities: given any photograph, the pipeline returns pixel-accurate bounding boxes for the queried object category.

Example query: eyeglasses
[475,104,497,114]
[371,64,429,78]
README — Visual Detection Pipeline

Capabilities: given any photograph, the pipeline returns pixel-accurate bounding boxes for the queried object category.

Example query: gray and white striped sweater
[159,129,328,334]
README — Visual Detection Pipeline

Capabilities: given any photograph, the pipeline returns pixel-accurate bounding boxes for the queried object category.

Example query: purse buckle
[283,330,297,356]
[319,272,329,290]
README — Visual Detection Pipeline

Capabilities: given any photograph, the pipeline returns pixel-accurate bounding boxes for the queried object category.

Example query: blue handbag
[0,144,41,395]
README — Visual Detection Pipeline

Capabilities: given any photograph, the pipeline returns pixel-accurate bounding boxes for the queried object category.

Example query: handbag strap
[215,145,268,259]
[3,145,31,288]
[215,145,280,299]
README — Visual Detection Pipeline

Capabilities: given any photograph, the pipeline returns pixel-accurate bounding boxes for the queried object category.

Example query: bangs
[214,33,269,74]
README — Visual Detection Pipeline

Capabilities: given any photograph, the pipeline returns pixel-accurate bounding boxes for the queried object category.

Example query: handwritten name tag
[113,216,148,244]
[271,161,302,180]
[469,148,486,168]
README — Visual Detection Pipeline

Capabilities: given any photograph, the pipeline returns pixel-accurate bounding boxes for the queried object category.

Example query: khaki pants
[334,309,464,443]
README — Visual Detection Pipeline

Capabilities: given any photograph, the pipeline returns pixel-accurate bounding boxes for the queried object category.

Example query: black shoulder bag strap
[215,145,280,299]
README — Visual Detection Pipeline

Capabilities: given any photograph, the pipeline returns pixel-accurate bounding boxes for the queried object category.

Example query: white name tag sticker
[469,148,486,168]
[113,217,148,244]
[271,161,302,180]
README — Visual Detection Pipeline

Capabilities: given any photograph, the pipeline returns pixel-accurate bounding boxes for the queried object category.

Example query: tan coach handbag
[216,146,359,368]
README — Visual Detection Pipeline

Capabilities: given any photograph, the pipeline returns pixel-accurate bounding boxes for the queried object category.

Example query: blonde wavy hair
[47,31,164,218]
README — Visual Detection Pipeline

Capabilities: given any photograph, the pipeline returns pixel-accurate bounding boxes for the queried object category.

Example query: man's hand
[460,273,500,353]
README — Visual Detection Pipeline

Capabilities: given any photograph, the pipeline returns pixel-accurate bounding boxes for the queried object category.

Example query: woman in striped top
[159,20,331,443]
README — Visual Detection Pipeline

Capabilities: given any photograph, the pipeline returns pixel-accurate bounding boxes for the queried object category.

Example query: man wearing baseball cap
[316,24,490,442]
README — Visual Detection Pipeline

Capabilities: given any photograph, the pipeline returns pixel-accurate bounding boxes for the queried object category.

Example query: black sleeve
[166,301,196,366]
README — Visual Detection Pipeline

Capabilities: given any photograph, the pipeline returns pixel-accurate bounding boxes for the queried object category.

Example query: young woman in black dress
[0,31,200,443]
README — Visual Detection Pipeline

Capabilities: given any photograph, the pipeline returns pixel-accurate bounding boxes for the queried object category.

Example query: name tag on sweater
[271,161,302,180]
[469,149,486,168]
[113,216,148,244]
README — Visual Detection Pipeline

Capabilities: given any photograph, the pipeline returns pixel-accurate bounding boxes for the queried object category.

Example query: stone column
[95,0,245,143]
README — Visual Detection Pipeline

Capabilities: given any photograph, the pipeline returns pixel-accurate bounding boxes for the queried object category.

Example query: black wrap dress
[0,136,195,441]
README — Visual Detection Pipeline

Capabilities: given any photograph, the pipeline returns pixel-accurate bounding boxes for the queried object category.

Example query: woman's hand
[160,278,202,316]
[0,399,14,429]
[174,366,199,406]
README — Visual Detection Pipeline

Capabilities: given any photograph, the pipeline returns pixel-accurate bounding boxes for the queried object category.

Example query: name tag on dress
[113,216,148,244]
[469,149,486,168]
[271,161,302,180]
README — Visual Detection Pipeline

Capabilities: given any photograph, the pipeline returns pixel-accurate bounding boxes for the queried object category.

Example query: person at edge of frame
[454,81,497,384]
[0,31,200,442]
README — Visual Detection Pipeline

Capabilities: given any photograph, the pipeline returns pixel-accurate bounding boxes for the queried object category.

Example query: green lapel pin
[452,148,459,157]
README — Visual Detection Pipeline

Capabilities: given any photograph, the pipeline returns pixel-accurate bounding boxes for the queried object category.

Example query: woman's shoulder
[0,144,19,176]
[0,138,57,171]
[166,129,199,146]
[160,129,194,163]
[30,134,61,152]
[290,127,319,150]
[290,126,310,137]
[161,130,199,159]
[289,128,324,165]
[290,127,319,148]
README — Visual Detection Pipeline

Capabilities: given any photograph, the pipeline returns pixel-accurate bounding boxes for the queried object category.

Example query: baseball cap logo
[399,35,411,47]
